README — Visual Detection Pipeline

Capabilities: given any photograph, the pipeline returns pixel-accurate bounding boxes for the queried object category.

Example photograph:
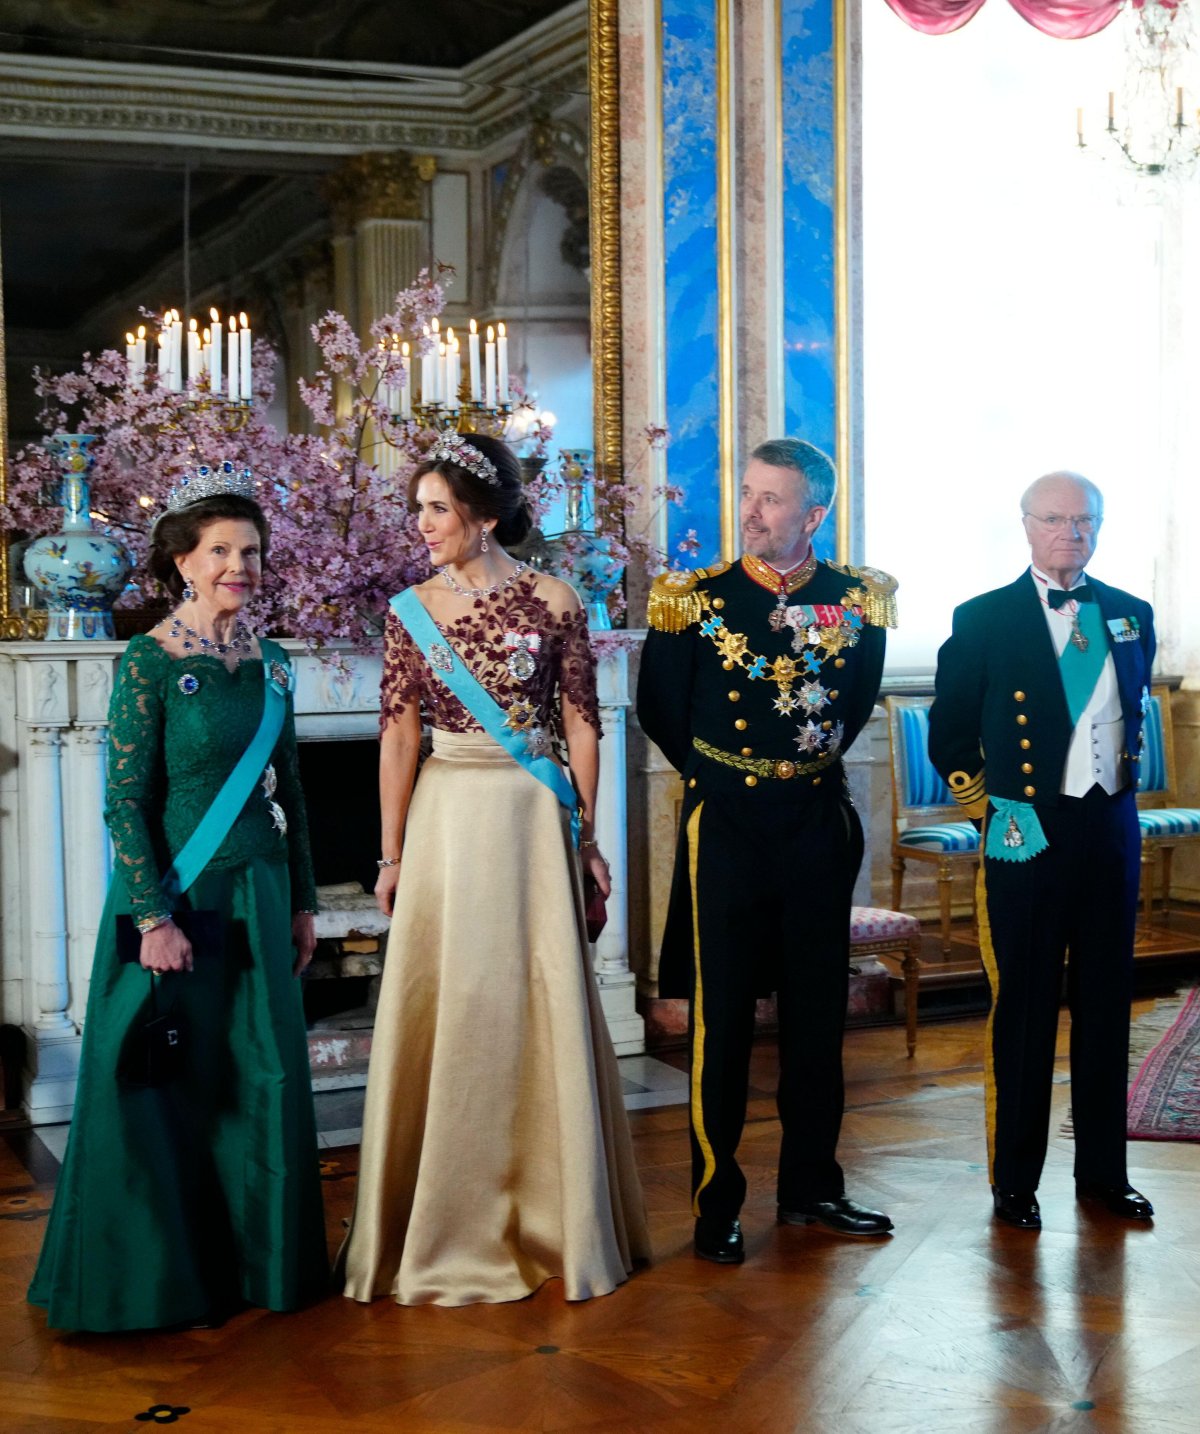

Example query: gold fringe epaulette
[646,562,730,633]
[829,562,899,629]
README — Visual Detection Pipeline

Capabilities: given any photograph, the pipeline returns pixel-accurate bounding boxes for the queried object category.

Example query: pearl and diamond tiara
[165,460,256,513]
[426,434,500,486]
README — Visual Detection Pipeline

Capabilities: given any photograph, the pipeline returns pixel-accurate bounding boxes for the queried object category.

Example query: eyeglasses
[1023,512,1099,534]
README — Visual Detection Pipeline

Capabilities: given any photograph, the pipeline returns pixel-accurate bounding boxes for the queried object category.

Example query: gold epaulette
[646,561,730,633]
[830,562,899,629]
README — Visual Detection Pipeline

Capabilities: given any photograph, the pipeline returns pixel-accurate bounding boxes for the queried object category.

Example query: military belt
[692,736,841,782]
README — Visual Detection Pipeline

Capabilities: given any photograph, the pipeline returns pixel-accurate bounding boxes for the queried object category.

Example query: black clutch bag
[583,876,608,944]
[117,976,186,1088]
[115,911,223,1087]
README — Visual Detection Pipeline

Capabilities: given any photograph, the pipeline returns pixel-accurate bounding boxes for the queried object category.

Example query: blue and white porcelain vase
[543,449,623,630]
[24,434,133,640]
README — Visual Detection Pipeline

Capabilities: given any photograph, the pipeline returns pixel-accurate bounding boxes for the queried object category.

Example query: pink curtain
[882,0,1128,39]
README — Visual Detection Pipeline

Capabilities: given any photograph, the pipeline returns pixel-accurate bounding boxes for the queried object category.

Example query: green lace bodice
[105,634,317,923]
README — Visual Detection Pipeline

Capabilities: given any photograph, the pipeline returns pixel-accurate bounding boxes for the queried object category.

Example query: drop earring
[182,578,196,602]
[481,529,490,554]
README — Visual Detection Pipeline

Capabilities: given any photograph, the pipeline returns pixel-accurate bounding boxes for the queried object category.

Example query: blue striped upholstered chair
[1135,685,1200,920]
[886,695,980,953]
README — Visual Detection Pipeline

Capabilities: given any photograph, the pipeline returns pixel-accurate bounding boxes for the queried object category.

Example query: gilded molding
[590,0,623,489]
[833,0,851,566]
[716,0,737,563]
[323,150,431,233]
[0,230,19,640]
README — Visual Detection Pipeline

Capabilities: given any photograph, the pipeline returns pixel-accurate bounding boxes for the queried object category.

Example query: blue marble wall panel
[782,0,836,560]
[662,0,721,567]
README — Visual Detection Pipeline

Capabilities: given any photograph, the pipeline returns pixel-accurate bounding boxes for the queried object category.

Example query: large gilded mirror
[0,0,621,636]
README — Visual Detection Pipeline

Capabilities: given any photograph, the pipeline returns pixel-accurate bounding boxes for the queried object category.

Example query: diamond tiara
[165,460,257,512]
[426,435,500,486]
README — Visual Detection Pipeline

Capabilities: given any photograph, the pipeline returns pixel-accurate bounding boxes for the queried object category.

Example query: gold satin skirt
[339,729,649,1306]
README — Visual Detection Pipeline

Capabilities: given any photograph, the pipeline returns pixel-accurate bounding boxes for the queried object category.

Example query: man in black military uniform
[928,471,1155,1230]
[637,438,897,1264]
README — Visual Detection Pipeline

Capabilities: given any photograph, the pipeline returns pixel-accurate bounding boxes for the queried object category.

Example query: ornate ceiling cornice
[0,2,587,159]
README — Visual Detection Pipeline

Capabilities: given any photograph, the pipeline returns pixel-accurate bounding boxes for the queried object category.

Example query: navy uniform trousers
[683,776,863,1220]
[980,783,1140,1193]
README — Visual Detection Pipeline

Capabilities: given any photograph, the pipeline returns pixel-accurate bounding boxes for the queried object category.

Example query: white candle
[420,325,432,406]
[447,339,461,412]
[468,319,481,402]
[239,312,252,400]
[497,321,509,405]
[209,308,222,394]
[485,325,496,408]
[157,331,168,386]
[125,332,136,385]
[437,342,447,406]
[134,325,147,387]
[171,312,184,392]
[400,341,412,419]
[227,315,239,402]
[187,320,200,387]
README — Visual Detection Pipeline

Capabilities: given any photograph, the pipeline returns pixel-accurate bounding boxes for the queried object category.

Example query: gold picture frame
[0,0,624,641]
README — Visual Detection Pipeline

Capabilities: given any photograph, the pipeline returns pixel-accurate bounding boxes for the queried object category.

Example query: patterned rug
[1127,986,1200,1142]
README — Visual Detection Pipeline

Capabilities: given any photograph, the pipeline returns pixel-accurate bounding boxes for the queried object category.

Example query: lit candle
[485,324,496,408]
[468,318,481,402]
[209,308,222,394]
[400,340,412,419]
[135,324,146,386]
[187,319,200,387]
[497,321,509,405]
[437,341,447,407]
[239,312,252,400]
[172,311,184,392]
[447,338,461,412]
[227,315,239,402]
[157,331,168,386]
[125,331,136,385]
[420,325,432,405]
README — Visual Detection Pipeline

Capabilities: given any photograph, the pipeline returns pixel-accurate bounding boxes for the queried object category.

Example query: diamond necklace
[439,561,529,600]
[167,614,254,656]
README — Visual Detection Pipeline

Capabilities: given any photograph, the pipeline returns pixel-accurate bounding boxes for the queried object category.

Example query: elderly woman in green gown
[29,480,328,1332]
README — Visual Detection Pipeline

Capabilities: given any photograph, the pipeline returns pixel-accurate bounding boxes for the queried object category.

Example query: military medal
[1069,612,1089,652]
[504,631,541,682]
[1003,815,1024,849]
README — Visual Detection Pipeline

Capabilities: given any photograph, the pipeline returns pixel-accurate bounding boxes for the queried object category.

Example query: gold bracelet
[579,838,598,849]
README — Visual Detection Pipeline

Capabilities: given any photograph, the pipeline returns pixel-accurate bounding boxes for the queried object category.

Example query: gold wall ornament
[322,150,431,232]
[590,0,624,502]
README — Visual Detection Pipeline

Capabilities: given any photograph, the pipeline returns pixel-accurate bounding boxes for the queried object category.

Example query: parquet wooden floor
[3,1006,1199,1434]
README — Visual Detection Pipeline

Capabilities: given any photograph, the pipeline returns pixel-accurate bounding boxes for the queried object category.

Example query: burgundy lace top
[380,572,602,744]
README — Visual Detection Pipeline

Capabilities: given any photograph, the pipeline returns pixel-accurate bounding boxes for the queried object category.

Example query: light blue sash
[390,588,580,846]
[1058,601,1108,726]
[161,653,290,900]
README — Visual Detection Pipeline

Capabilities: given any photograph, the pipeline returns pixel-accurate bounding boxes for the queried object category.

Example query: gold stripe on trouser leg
[687,802,717,1215]
[974,856,1000,1184]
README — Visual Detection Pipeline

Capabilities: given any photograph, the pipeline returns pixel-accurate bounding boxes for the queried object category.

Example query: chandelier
[1078,0,1200,177]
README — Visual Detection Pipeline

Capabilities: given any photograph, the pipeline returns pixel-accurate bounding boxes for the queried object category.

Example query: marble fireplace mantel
[0,637,643,1124]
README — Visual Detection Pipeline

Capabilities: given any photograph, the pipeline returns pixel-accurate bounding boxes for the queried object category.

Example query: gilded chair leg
[1161,846,1175,922]
[891,853,905,914]
[936,861,953,955]
[902,939,920,1058]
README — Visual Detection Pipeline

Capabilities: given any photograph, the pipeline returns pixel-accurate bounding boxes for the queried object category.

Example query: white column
[592,643,645,1054]
[63,724,112,1030]
[24,724,72,1035]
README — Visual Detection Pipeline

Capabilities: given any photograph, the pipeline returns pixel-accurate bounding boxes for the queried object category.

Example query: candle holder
[382,399,515,447]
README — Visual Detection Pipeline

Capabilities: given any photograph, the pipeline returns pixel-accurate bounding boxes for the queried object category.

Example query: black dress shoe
[1076,1182,1154,1219]
[992,1187,1041,1229]
[777,1196,893,1237]
[693,1217,745,1264]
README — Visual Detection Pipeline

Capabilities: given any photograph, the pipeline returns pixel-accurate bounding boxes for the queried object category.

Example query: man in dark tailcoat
[637,438,897,1264]
[928,471,1155,1229]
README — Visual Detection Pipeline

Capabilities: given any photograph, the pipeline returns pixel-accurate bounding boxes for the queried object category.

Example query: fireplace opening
[297,738,381,894]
